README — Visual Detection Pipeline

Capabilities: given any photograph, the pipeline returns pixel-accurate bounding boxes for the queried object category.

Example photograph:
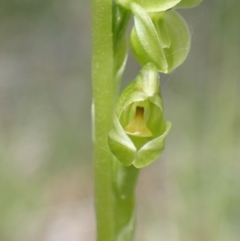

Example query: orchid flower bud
[130,3,191,73]
[108,63,171,168]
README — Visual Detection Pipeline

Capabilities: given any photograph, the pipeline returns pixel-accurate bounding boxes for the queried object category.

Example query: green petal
[176,0,202,8]
[152,10,191,73]
[108,115,136,166]
[130,3,168,73]
[116,91,147,117]
[149,95,163,112]
[135,62,160,96]
[118,0,181,12]
[147,98,165,136]
[116,63,160,117]
[133,121,171,168]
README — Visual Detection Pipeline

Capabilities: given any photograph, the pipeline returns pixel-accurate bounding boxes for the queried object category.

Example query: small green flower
[108,63,171,168]
[130,3,191,73]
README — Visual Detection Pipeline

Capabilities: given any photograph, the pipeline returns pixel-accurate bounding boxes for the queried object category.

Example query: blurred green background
[1,0,240,240]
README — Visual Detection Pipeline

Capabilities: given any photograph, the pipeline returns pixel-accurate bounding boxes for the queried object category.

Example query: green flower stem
[91,0,116,240]
[91,0,138,239]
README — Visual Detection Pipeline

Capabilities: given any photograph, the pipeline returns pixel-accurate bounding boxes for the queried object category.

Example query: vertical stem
[91,0,115,240]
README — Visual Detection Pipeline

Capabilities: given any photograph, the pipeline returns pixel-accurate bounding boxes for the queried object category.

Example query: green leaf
[130,3,168,73]
[117,0,181,12]
[108,63,171,168]
[176,0,202,8]
[151,10,191,72]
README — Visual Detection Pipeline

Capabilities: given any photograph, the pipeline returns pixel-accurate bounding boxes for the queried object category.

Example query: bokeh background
[1,0,240,240]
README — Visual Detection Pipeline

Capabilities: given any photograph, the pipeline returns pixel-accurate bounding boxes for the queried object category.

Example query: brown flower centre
[124,106,152,137]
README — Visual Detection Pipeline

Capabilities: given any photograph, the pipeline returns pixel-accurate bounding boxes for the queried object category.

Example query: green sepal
[130,3,168,73]
[131,5,191,73]
[117,0,180,12]
[176,0,202,8]
[151,10,191,73]
[134,121,171,168]
[108,63,171,168]
[108,115,136,166]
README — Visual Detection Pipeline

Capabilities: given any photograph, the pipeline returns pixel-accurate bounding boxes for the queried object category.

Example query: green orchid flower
[130,3,191,73]
[108,63,171,168]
